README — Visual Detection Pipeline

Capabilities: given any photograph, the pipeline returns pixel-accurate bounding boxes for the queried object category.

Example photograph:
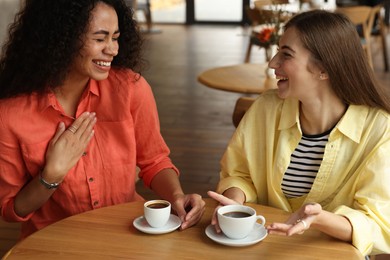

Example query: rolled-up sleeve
[217,126,258,202]
[334,142,390,255]
[0,109,34,222]
[130,76,179,187]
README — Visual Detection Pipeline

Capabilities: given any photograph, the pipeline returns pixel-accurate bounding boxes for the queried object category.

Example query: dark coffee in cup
[144,200,171,228]
[147,202,169,209]
[218,205,266,239]
[223,211,252,218]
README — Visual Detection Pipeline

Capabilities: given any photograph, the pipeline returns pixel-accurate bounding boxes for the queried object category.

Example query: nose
[104,41,119,56]
[268,52,279,69]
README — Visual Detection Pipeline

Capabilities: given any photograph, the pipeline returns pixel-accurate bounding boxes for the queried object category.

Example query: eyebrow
[280,45,295,53]
[93,29,120,35]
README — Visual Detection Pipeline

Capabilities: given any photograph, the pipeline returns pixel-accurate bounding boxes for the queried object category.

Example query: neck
[299,98,347,136]
[54,76,89,117]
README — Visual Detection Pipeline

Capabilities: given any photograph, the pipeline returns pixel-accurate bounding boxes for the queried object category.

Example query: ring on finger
[296,219,307,229]
[67,125,78,134]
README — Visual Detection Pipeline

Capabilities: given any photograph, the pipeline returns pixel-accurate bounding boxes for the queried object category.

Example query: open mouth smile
[94,60,111,67]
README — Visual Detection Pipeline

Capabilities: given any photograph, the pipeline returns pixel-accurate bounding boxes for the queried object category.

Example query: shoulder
[0,94,38,115]
[367,107,390,136]
[104,68,150,93]
[349,105,390,127]
[0,94,41,130]
[253,89,284,107]
[101,68,155,107]
[238,89,288,128]
[249,89,287,117]
[340,105,390,143]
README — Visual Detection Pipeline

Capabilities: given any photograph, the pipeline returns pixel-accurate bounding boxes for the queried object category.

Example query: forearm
[222,187,246,204]
[312,210,352,242]
[150,168,184,202]
[14,170,57,217]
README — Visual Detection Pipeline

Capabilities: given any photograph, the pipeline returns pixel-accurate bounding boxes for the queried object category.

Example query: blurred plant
[250,8,284,49]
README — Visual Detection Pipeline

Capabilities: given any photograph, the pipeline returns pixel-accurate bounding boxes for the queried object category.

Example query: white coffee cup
[144,200,171,228]
[217,204,266,239]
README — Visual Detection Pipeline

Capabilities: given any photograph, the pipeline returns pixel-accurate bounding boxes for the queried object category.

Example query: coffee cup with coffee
[217,204,266,239]
[144,200,171,228]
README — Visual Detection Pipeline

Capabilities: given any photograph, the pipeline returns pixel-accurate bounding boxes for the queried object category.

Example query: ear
[319,72,329,80]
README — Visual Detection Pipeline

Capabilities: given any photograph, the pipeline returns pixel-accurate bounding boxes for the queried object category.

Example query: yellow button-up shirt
[217,90,390,255]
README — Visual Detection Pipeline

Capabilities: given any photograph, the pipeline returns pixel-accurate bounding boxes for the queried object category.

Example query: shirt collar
[337,104,368,143]
[278,98,300,131]
[37,91,54,112]
[37,80,100,112]
[278,99,368,143]
[89,79,100,97]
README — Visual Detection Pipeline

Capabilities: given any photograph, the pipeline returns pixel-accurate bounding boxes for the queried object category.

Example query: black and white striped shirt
[281,131,330,198]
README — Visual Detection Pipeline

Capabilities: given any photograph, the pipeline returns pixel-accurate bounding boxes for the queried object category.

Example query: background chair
[374,3,389,71]
[125,0,155,33]
[337,4,388,71]
[336,5,377,69]
[232,97,256,127]
[253,0,290,9]
[0,218,20,258]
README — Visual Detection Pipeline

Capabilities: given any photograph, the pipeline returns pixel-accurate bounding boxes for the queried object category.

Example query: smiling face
[268,27,324,101]
[67,2,120,84]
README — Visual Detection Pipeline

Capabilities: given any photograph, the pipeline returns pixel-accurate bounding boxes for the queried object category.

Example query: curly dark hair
[0,0,145,99]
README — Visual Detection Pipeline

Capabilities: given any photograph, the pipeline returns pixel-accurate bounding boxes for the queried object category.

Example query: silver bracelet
[39,171,61,189]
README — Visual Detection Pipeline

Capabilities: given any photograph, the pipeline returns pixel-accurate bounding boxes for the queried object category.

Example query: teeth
[276,76,288,80]
[95,61,111,67]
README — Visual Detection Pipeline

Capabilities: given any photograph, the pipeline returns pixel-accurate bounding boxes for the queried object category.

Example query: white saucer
[133,214,181,235]
[205,223,267,247]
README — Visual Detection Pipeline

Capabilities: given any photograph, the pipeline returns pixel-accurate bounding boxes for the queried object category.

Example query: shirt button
[93,201,99,206]
[82,152,87,156]
[89,177,94,182]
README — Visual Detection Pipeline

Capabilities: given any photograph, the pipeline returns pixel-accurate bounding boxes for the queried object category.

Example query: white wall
[0,0,21,47]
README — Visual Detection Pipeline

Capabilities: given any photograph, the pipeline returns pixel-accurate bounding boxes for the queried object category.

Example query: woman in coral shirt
[0,0,205,239]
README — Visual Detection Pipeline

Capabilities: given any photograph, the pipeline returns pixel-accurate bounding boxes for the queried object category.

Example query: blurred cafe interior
[0,0,389,259]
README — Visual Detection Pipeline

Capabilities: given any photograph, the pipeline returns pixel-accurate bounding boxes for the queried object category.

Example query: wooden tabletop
[4,198,363,259]
[198,63,277,94]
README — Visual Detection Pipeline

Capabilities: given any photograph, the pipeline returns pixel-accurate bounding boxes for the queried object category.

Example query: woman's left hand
[171,193,205,230]
[266,203,322,236]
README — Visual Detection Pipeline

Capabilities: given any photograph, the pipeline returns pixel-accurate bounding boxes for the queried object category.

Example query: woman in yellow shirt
[209,10,390,256]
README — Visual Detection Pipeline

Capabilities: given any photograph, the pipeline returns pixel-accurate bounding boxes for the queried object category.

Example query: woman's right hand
[207,190,241,234]
[43,112,96,183]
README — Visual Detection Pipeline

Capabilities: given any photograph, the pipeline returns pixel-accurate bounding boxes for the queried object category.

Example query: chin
[91,72,110,81]
[277,88,289,99]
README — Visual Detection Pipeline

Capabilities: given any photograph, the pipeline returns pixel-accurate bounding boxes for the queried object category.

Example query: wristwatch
[39,171,61,189]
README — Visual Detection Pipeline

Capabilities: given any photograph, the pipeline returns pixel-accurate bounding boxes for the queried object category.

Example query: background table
[198,63,277,94]
[198,63,278,126]
[4,198,363,259]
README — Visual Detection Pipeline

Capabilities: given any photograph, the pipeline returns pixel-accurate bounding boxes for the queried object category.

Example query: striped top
[281,130,330,198]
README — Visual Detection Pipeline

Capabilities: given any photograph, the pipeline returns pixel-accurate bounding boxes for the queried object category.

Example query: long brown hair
[285,10,390,113]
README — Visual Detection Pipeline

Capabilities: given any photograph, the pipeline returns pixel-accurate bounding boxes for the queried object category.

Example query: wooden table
[4,198,363,259]
[197,63,277,94]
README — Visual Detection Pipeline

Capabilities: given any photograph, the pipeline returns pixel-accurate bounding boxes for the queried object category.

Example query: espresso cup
[217,204,266,239]
[144,200,171,228]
